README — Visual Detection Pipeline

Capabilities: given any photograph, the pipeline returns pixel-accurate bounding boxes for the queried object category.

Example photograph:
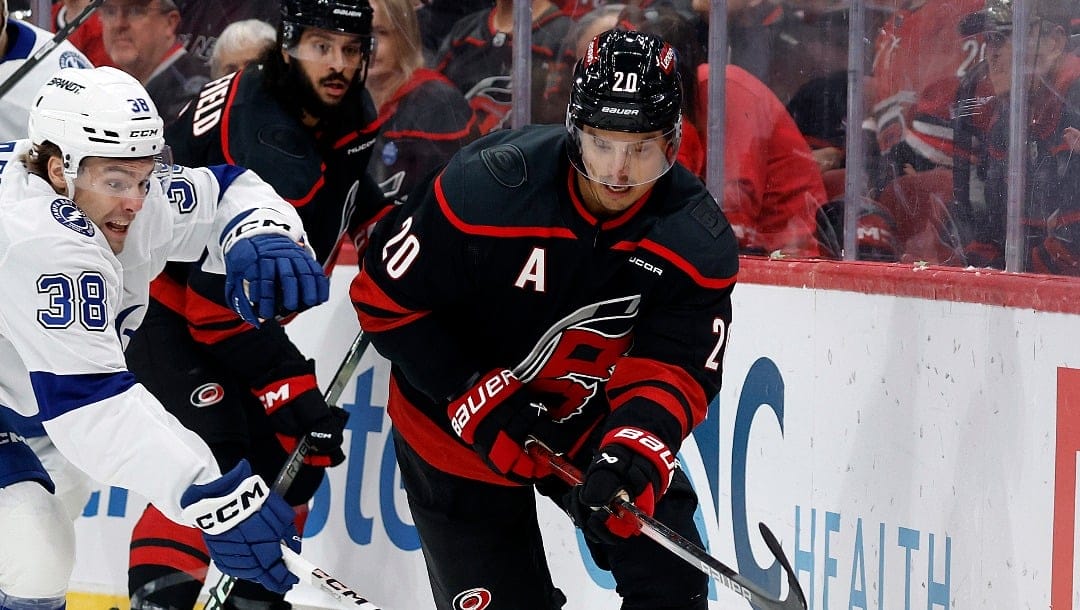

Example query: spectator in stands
[415,0,489,63]
[688,0,828,257]
[626,4,707,177]
[697,0,850,105]
[955,0,1080,274]
[366,0,476,205]
[50,0,112,66]
[0,0,91,140]
[209,18,275,79]
[172,0,281,70]
[849,0,987,264]
[433,0,573,132]
[100,0,209,126]
[545,4,627,131]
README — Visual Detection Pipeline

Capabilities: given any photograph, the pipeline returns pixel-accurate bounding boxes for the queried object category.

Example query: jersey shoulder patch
[480,143,526,188]
[49,198,95,237]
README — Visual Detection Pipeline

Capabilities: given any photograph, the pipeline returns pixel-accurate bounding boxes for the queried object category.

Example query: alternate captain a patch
[50,199,95,237]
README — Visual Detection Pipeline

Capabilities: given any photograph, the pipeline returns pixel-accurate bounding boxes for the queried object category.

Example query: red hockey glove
[447,368,551,482]
[252,360,348,468]
[567,426,677,544]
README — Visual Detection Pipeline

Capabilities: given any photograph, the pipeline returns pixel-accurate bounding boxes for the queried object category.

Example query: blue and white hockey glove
[223,234,330,327]
[180,460,301,594]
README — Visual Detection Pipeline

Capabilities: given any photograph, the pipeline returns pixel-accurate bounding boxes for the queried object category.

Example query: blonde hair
[372,0,423,76]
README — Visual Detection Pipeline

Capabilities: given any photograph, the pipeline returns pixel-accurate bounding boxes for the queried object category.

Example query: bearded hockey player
[124,1,388,607]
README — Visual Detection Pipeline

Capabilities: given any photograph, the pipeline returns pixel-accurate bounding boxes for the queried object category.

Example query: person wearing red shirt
[50,0,112,67]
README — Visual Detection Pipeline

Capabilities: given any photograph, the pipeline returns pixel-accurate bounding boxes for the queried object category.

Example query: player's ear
[46,156,66,194]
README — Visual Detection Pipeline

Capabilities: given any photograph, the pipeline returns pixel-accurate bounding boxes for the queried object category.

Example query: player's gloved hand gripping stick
[526,441,809,610]
[204,330,379,610]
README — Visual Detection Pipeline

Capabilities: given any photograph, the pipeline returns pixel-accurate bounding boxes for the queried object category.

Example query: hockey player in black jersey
[353,29,738,610]
[124,1,388,608]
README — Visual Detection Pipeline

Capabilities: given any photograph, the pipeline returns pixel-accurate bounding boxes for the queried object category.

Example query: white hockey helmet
[28,66,168,196]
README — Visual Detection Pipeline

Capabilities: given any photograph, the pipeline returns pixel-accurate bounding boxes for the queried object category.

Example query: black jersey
[367,68,477,205]
[146,47,210,128]
[166,66,383,262]
[148,65,386,382]
[352,124,739,484]
[433,6,572,133]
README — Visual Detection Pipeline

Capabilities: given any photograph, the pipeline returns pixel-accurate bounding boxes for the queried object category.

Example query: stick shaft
[0,0,104,99]
[528,442,807,610]
[205,330,370,610]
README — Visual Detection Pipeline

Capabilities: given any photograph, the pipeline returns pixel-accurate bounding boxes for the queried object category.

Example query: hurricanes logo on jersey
[51,199,95,237]
[515,295,640,423]
[452,587,492,610]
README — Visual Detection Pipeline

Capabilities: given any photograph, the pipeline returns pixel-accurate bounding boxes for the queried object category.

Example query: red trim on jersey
[388,375,518,485]
[184,286,249,345]
[434,173,578,239]
[148,274,187,316]
[608,357,707,434]
[637,239,738,290]
[129,504,209,578]
[219,72,243,166]
[350,271,430,332]
[286,163,327,208]
[565,170,652,229]
[376,69,474,140]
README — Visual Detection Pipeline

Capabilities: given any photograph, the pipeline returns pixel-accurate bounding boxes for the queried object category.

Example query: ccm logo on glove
[184,475,267,535]
[449,369,518,440]
[221,216,297,252]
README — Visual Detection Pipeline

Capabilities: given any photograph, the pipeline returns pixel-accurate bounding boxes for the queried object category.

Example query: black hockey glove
[566,426,676,544]
[251,359,349,468]
[447,368,552,482]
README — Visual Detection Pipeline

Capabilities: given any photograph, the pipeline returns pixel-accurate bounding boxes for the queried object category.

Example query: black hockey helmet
[567,29,682,134]
[281,0,374,54]
[566,29,683,187]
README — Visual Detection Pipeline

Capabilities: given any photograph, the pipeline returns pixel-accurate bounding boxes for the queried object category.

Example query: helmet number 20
[612,71,639,93]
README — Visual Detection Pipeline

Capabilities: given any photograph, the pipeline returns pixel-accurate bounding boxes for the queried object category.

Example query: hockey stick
[203,329,371,610]
[526,441,808,610]
[0,0,104,100]
[280,544,382,609]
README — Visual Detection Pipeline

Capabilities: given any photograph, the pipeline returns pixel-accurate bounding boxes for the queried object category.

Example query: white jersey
[0,19,92,141]
[0,140,306,523]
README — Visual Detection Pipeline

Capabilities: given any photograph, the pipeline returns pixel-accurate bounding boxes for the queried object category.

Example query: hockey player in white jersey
[0,66,331,609]
[0,0,92,140]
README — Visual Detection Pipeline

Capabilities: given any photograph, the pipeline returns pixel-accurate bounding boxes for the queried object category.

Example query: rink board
[69,260,1080,610]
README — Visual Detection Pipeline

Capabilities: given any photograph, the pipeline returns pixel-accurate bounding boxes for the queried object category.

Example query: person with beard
[124,1,388,608]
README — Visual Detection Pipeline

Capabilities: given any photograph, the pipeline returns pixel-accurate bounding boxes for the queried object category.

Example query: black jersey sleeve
[606,191,740,453]
[350,165,487,406]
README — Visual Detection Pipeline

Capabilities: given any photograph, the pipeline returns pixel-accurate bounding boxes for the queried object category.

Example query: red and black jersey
[367,68,477,205]
[146,66,387,384]
[166,66,384,263]
[351,124,739,484]
[433,5,573,133]
[866,0,985,167]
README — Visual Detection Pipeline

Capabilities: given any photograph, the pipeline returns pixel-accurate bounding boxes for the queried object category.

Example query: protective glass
[569,124,680,187]
[72,145,174,197]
